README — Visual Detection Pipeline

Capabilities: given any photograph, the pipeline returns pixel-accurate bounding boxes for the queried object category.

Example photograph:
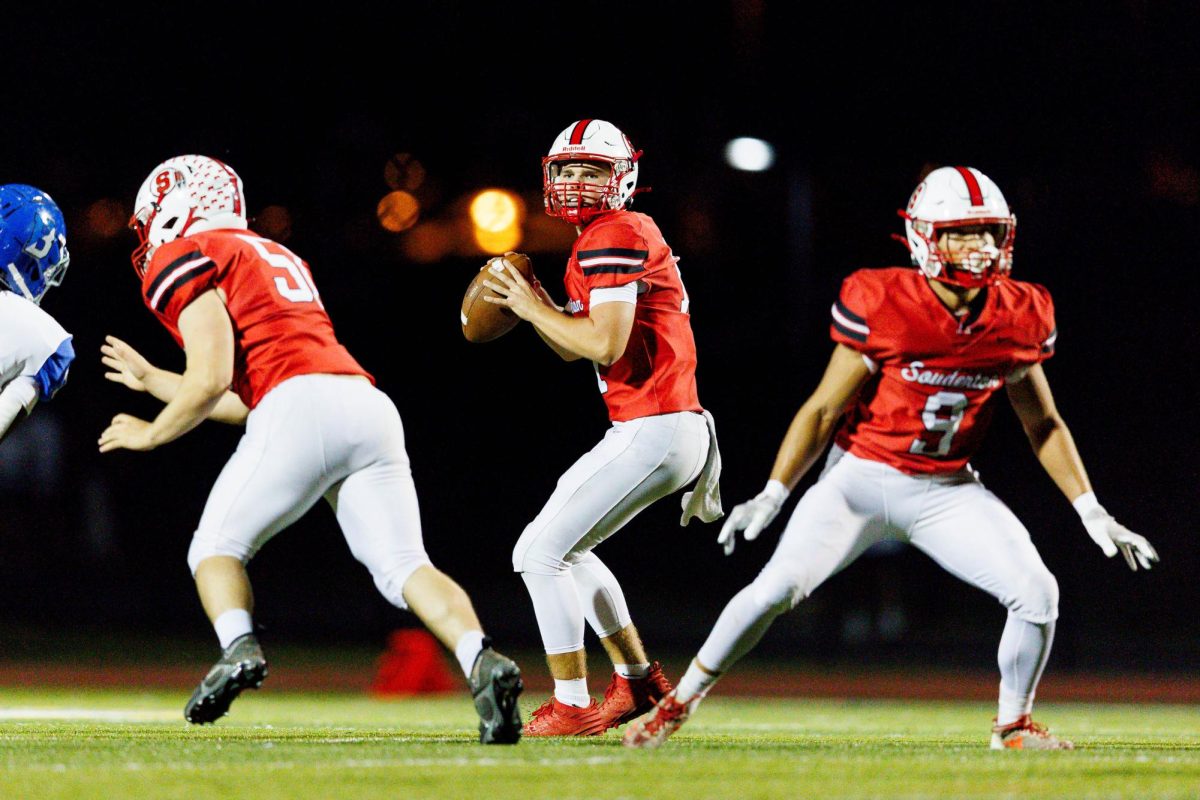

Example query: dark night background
[1,2,1196,674]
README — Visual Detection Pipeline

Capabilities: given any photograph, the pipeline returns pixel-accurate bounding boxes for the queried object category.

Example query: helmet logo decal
[25,229,56,260]
[953,166,984,206]
[154,170,177,196]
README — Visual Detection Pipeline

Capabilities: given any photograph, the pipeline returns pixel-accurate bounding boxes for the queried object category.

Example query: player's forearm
[145,372,227,446]
[210,392,250,425]
[141,367,184,404]
[768,403,841,491]
[141,367,244,425]
[1025,414,1092,501]
[532,320,583,361]
[529,305,623,365]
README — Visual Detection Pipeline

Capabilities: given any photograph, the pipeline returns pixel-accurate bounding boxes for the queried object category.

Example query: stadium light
[470,189,524,253]
[724,137,776,172]
[469,190,523,233]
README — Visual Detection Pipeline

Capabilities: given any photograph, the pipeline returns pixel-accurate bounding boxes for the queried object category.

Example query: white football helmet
[129,155,247,274]
[542,119,641,224]
[898,166,1016,288]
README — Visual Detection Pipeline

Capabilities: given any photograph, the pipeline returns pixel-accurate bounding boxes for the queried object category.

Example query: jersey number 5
[909,391,968,457]
[236,235,324,308]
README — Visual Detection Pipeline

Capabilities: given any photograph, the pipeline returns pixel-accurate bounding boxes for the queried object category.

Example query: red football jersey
[141,229,372,408]
[830,267,1056,475]
[562,210,702,422]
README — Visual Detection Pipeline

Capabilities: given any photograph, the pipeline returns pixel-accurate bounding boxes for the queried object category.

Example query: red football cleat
[523,697,608,737]
[596,662,673,730]
[990,715,1074,750]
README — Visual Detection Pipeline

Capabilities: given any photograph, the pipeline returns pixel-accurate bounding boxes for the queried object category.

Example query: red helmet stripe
[569,119,592,145]
[954,166,984,206]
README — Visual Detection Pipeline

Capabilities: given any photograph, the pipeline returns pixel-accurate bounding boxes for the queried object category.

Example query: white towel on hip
[680,410,723,526]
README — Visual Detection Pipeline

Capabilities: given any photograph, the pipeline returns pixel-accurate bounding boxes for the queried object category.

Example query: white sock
[454,630,487,678]
[996,614,1055,725]
[615,663,649,679]
[676,659,720,703]
[554,678,591,708]
[214,609,254,650]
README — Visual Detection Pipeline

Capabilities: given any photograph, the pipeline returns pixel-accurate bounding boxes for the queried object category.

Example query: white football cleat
[621,688,704,749]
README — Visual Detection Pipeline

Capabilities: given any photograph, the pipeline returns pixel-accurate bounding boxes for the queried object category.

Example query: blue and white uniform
[0,290,73,439]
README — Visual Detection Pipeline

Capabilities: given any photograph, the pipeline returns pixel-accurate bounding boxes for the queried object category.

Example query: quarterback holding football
[483,119,722,736]
[624,166,1158,751]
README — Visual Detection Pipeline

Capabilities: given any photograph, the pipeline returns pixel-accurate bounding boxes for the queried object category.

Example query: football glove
[1074,492,1159,571]
[717,480,789,556]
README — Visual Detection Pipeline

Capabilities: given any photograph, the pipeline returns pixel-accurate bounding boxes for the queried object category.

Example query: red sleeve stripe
[569,119,593,145]
[149,256,216,312]
[954,166,984,206]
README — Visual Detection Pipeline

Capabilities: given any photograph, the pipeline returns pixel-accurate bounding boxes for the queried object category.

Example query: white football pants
[696,446,1059,686]
[513,411,709,654]
[187,375,432,610]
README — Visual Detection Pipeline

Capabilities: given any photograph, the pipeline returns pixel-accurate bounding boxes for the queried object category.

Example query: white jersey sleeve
[0,290,74,401]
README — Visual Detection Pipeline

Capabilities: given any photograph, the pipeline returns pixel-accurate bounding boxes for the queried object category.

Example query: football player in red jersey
[624,166,1159,751]
[98,156,523,743]
[482,120,722,735]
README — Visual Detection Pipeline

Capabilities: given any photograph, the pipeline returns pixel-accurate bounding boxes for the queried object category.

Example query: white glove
[717,480,789,556]
[1073,491,1159,571]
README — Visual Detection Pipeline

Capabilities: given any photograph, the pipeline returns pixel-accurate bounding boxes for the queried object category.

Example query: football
[460,251,535,343]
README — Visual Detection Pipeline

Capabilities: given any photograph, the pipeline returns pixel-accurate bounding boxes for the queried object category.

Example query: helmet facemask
[903,215,1016,288]
[542,157,635,225]
[896,166,1016,289]
[542,119,642,225]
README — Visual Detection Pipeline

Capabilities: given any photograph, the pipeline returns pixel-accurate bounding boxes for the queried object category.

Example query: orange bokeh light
[256,205,293,242]
[403,222,452,263]
[473,226,522,253]
[84,198,127,239]
[469,190,523,233]
[377,191,421,232]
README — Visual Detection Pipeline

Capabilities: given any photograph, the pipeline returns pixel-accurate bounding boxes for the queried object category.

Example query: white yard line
[0,708,179,722]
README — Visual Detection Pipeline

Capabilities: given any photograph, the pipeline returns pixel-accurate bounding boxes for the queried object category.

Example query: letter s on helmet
[129,155,247,275]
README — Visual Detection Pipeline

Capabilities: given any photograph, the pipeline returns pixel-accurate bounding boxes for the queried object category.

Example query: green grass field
[1,690,1197,799]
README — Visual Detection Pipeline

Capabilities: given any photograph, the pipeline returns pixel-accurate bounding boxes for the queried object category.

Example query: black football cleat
[184,633,268,724]
[468,639,523,744]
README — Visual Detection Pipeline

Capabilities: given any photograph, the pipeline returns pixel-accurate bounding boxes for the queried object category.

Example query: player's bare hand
[482,261,541,321]
[98,414,157,453]
[101,335,153,392]
[531,279,563,313]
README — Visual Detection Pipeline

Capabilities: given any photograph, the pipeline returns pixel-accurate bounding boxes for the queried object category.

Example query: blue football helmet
[0,184,70,304]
